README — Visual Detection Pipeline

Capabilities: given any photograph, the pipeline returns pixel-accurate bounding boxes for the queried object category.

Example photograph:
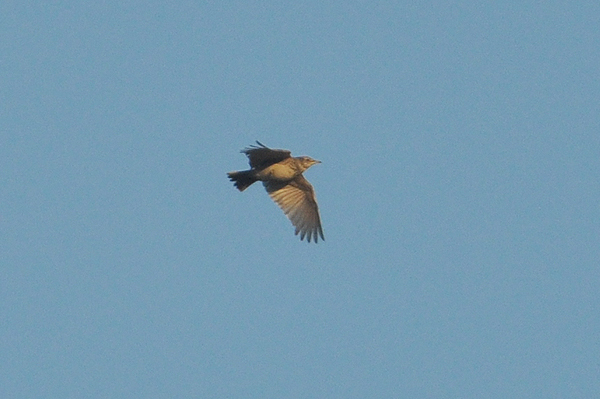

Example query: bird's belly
[256,164,297,181]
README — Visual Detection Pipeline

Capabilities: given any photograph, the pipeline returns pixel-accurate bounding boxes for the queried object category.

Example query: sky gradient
[2,1,599,397]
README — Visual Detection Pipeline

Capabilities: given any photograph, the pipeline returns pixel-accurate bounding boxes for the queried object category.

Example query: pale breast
[256,162,298,181]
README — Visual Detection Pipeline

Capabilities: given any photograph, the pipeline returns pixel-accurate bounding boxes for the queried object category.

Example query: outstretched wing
[263,175,325,243]
[242,141,291,169]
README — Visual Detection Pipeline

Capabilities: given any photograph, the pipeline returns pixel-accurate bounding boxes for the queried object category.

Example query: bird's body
[255,158,303,181]
[227,141,324,243]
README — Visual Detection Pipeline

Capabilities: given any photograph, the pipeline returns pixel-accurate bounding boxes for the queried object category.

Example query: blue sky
[2,1,599,397]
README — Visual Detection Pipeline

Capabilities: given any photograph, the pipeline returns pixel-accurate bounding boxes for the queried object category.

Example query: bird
[227,141,324,243]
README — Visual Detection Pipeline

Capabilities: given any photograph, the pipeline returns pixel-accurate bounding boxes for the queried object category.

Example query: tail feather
[227,170,257,192]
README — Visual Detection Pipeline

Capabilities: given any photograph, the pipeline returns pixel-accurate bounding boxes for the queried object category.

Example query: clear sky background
[2,1,599,398]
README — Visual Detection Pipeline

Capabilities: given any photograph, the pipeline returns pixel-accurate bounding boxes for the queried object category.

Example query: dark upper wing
[242,141,291,169]
[263,175,324,243]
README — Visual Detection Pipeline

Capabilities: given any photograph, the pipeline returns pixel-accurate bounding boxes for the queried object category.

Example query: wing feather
[242,141,291,169]
[263,175,325,243]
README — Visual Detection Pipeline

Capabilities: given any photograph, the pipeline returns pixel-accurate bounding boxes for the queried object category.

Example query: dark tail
[227,170,257,192]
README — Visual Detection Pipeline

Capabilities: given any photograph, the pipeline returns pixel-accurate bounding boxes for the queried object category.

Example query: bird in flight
[227,141,325,243]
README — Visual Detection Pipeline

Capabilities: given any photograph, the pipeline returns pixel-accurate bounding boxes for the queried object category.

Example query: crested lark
[227,141,324,243]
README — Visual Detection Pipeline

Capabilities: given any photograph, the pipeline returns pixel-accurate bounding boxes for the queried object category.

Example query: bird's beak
[315,160,322,164]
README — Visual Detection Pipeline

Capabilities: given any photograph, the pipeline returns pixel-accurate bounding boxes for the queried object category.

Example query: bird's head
[297,156,321,171]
